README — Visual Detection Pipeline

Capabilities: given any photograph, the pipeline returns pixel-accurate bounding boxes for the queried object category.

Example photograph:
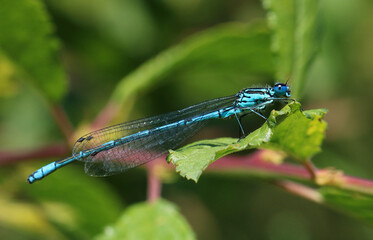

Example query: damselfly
[28,83,291,183]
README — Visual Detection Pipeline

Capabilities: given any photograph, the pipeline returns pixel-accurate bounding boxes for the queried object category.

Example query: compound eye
[274,83,289,96]
[274,83,283,91]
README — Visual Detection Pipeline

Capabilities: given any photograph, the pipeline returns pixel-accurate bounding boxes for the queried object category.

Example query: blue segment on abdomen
[190,111,221,122]
[27,162,56,183]
[28,157,76,183]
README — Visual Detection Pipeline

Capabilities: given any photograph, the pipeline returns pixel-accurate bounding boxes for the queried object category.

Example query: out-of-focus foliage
[168,102,327,182]
[321,187,373,225]
[0,164,123,239]
[111,22,273,109]
[96,200,195,240]
[263,0,321,98]
[0,0,67,102]
[45,0,157,57]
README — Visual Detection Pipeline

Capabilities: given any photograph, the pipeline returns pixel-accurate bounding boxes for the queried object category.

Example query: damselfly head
[274,83,291,97]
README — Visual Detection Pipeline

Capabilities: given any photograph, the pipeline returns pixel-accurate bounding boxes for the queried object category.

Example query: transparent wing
[72,95,236,154]
[72,95,237,177]
[84,120,204,176]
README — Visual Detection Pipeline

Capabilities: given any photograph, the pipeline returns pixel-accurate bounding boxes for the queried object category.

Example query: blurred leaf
[0,54,19,97]
[0,0,67,102]
[45,0,156,56]
[0,191,67,240]
[0,86,56,150]
[262,0,321,98]
[111,21,273,110]
[16,164,123,239]
[167,102,327,182]
[321,187,373,225]
[96,199,196,240]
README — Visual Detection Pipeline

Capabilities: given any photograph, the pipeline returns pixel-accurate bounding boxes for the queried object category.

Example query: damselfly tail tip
[27,175,35,184]
[27,169,43,184]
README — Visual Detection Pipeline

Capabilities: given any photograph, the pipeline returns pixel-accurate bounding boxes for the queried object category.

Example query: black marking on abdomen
[244,90,267,95]
[90,151,99,156]
[184,118,192,125]
[113,140,120,146]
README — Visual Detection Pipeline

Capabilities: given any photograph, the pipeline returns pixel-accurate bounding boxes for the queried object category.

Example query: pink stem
[0,143,68,165]
[147,159,162,202]
[208,150,373,195]
[274,180,322,202]
[90,103,119,130]
[303,159,317,179]
[342,176,373,195]
[208,151,312,179]
[49,103,74,142]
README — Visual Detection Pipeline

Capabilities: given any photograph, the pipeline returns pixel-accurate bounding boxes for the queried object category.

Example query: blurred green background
[1,0,373,239]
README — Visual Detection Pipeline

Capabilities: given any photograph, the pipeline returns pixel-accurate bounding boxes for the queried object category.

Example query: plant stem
[90,103,119,130]
[91,96,135,130]
[208,150,373,196]
[0,144,68,165]
[303,158,317,180]
[209,150,312,180]
[274,180,323,203]
[49,103,74,142]
[147,160,162,202]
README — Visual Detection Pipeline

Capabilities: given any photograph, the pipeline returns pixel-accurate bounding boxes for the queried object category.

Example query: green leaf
[14,164,123,239]
[320,187,373,225]
[44,0,157,56]
[262,0,321,98]
[167,138,243,182]
[167,102,327,182]
[259,102,327,160]
[0,0,67,102]
[95,199,196,240]
[110,21,273,109]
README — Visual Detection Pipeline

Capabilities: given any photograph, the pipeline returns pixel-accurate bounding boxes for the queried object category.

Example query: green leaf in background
[167,102,327,182]
[320,187,373,225]
[110,21,273,110]
[0,191,67,240]
[44,0,157,56]
[0,164,124,239]
[96,199,196,240]
[0,54,19,97]
[262,0,321,98]
[0,0,67,102]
